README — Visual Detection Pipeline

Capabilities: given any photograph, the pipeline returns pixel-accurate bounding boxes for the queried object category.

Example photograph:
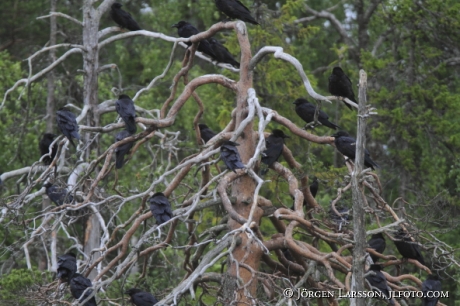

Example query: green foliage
[0,268,54,306]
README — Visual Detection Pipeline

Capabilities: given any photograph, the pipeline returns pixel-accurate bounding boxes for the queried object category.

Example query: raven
[125,288,159,306]
[309,177,319,198]
[328,67,355,110]
[368,233,386,263]
[57,252,77,282]
[208,38,240,68]
[220,140,245,172]
[115,130,134,169]
[198,124,217,143]
[393,229,425,265]
[116,95,137,134]
[69,273,97,306]
[149,192,173,225]
[281,248,294,262]
[422,275,442,306]
[328,205,350,231]
[56,108,80,148]
[110,3,141,31]
[172,21,217,59]
[260,129,289,175]
[293,98,340,130]
[365,264,394,305]
[332,131,380,170]
[44,183,73,206]
[215,0,259,25]
[39,133,58,165]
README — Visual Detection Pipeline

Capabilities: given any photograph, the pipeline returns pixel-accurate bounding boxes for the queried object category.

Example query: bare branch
[249,47,332,103]
[37,12,83,26]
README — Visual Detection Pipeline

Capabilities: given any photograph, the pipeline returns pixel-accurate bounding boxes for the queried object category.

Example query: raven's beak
[284,135,290,139]
[171,24,178,28]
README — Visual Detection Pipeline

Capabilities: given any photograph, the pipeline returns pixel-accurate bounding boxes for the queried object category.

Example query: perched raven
[172,21,217,59]
[422,275,442,306]
[328,67,356,110]
[393,229,425,265]
[56,108,80,148]
[116,95,137,134]
[332,131,380,170]
[115,130,134,169]
[57,252,77,282]
[44,183,73,206]
[208,38,240,68]
[39,133,58,165]
[215,0,259,25]
[125,288,159,306]
[220,140,245,172]
[365,264,394,305]
[110,3,141,31]
[260,129,289,175]
[149,192,173,225]
[368,233,386,263]
[293,98,340,130]
[281,248,294,262]
[198,124,217,143]
[328,205,350,231]
[69,273,97,306]
[309,177,319,198]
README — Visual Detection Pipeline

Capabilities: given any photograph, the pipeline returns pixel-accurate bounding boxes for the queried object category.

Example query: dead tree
[0,1,457,305]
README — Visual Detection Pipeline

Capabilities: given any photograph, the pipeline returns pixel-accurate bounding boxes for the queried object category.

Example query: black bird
[57,252,77,282]
[208,38,240,68]
[293,98,340,130]
[56,108,80,148]
[149,192,173,225]
[115,130,134,169]
[328,205,350,231]
[39,133,58,165]
[198,124,217,143]
[116,95,137,134]
[332,131,380,170]
[125,288,159,306]
[215,0,259,25]
[422,275,442,306]
[393,229,425,265]
[44,183,73,206]
[110,2,141,31]
[368,233,386,263]
[309,177,319,198]
[281,248,294,262]
[328,67,355,110]
[260,129,289,175]
[220,140,245,172]
[172,21,217,59]
[69,273,97,306]
[365,264,394,305]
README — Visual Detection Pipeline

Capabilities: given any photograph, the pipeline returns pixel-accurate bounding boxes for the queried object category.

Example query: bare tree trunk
[81,0,102,279]
[350,70,368,306]
[40,0,58,273]
[46,0,57,133]
[225,23,264,305]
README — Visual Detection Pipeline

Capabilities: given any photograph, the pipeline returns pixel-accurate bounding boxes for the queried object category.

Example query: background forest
[0,0,459,305]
